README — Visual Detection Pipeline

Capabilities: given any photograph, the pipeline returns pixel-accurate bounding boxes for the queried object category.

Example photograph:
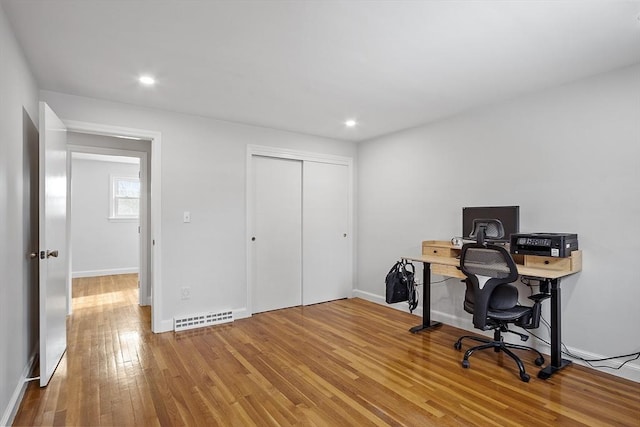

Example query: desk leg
[538,278,572,379]
[409,262,442,333]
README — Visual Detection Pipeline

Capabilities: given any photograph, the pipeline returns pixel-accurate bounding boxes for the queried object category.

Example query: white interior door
[251,156,302,313]
[39,102,68,387]
[302,162,351,305]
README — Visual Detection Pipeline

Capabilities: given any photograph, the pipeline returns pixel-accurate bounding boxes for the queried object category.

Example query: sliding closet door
[302,161,351,305]
[251,156,302,313]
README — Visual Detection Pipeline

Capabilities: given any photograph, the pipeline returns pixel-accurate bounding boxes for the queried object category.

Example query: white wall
[0,4,39,425]
[356,64,640,381]
[41,90,358,331]
[71,157,140,277]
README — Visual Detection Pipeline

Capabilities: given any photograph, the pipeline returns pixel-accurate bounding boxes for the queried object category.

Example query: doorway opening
[64,120,163,333]
[69,150,144,314]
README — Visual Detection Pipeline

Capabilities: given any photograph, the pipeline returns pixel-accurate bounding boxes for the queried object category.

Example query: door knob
[30,252,38,259]
[46,250,59,258]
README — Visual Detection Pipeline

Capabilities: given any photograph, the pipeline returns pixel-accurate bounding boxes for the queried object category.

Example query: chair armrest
[518,293,550,329]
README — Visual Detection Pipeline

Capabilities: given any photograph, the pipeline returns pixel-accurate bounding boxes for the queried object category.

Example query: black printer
[510,233,578,258]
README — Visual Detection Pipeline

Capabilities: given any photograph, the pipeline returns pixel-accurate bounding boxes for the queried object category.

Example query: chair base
[454,333,545,382]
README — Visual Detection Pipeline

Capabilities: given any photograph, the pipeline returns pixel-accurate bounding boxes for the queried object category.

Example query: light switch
[183,211,191,223]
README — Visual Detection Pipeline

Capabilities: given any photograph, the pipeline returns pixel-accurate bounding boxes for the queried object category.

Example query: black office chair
[454,225,549,382]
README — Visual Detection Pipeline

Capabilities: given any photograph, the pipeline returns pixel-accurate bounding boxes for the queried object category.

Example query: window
[110,176,140,220]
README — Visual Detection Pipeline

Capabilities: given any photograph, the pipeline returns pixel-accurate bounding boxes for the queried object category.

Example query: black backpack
[385,260,418,313]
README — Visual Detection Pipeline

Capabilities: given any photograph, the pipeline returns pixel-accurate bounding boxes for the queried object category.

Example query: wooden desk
[403,240,582,380]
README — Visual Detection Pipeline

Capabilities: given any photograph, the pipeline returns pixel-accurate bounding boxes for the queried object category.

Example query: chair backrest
[460,243,519,330]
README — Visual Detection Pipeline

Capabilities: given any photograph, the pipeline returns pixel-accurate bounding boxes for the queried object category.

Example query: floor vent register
[174,310,234,332]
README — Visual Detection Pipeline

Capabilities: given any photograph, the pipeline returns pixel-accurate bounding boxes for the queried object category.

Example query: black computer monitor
[462,206,520,242]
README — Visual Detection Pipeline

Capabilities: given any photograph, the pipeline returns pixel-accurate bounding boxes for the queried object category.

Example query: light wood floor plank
[12,273,640,426]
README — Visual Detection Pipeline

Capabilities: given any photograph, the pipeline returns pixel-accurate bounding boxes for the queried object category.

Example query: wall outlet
[183,211,191,223]
[181,287,191,300]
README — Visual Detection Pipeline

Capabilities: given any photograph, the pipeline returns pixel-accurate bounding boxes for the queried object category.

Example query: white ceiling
[3,1,640,142]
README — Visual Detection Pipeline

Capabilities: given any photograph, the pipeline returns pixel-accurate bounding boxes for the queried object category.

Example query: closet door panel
[251,156,302,313]
[302,161,351,305]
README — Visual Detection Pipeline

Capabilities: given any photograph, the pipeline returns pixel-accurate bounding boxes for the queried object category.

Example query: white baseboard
[352,288,640,383]
[233,307,251,320]
[352,289,426,318]
[72,267,139,278]
[559,346,640,383]
[154,319,174,333]
[1,351,37,427]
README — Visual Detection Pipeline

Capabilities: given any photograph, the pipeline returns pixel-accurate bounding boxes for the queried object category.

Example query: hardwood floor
[14,274,640,426]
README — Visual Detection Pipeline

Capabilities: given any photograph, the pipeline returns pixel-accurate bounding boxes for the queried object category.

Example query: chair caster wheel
[462,360,470,369]
[520,373,530,382]
[535,357,544,366]
[454,342,462,350]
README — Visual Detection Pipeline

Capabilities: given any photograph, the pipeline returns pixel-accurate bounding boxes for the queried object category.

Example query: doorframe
[67,146,149,307]
[245,145,354,315]
[63,120,164,333]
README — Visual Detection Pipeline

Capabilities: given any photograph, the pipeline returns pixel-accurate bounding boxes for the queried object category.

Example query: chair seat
[464,301,531,322]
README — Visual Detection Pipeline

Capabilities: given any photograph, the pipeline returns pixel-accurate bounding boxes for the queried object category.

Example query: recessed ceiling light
[345,119,357,128]
[138,75,156,86]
